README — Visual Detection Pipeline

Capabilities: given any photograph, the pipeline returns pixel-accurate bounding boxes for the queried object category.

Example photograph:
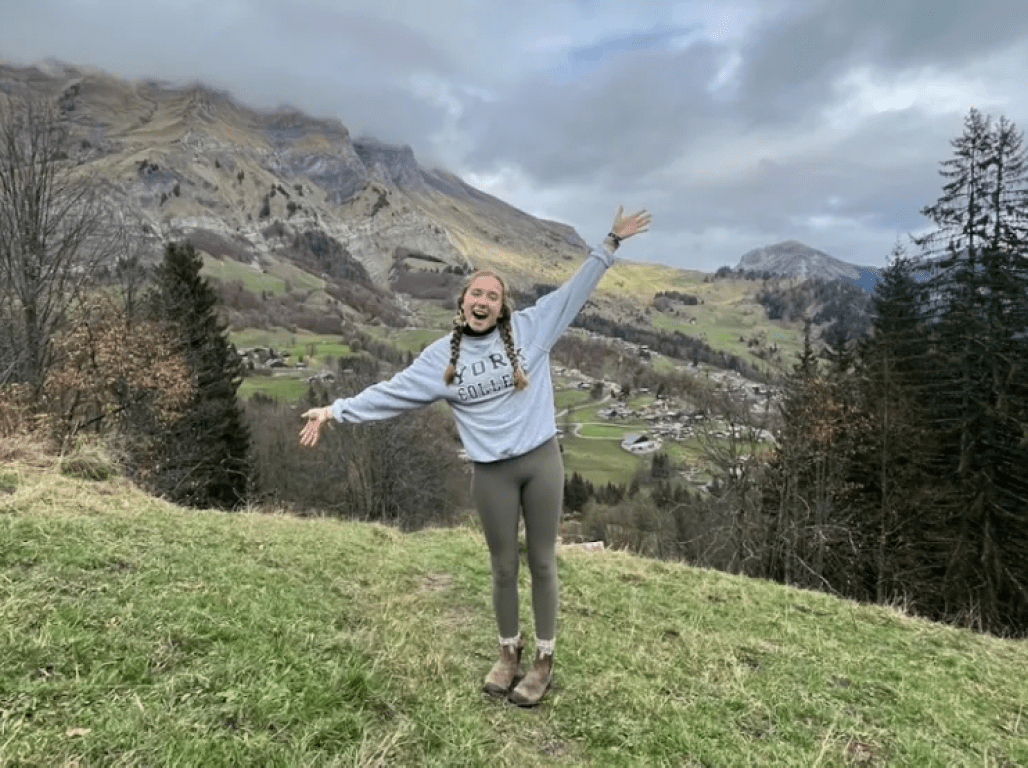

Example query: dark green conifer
[147,242,250,508]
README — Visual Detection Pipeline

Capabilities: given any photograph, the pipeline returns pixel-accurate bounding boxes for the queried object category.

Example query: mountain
[1,60,814,377]
[737,240,881,291]
[0,60,589,295]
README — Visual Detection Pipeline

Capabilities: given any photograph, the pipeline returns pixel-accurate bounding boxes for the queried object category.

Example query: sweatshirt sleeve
[515,243,617,351]
[331,341,449,424]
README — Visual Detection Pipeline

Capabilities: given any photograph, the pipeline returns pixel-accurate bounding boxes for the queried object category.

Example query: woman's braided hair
[443,269,528,390]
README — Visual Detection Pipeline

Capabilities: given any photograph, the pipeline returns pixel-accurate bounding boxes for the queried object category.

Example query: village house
[620,432,661,454]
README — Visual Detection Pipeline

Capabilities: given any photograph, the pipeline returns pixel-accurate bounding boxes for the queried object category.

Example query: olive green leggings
[471,437,563,642]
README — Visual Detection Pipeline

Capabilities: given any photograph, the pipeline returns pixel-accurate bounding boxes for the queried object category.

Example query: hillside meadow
[2,449,1026,766]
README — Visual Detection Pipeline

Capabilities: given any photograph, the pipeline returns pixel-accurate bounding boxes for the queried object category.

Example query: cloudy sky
[3,0,1027,271]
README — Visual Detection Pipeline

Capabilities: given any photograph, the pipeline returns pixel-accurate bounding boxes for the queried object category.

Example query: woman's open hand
[299,406,334,447]
[610,206,652,240]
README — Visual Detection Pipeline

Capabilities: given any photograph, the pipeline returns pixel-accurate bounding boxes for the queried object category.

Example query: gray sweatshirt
[331,243,618,462]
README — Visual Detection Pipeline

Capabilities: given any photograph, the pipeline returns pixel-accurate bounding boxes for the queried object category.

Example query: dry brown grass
[0,431,57,470]
[0,385,57,468]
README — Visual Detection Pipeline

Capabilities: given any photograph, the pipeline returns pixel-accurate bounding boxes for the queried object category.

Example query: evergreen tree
[868,244,926,382]
[564,472,591,513]
[147,242,250,509]
[918,108,994,262]
[913,109,1028,633]
[843,248,937,604]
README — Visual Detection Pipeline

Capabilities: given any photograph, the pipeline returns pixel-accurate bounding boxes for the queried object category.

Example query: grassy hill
[2,452,1026,766]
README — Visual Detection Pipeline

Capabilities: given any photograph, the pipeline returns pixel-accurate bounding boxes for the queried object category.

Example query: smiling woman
[299,205,651,708]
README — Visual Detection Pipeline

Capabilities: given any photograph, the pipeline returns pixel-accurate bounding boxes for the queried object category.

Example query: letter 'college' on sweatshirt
[331,244,618,463]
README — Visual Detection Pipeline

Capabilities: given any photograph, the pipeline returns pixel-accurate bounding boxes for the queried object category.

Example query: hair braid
[443,316,464,385]
[499,318,529,390]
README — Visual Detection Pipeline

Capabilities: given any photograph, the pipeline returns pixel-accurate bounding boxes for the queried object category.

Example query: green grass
[200,254,326,296]
[365,327,448,355]
[238,375,312,403]
[555,394,659,483]
[645,284,806,374]
[575,424,637,439]
[201,255,289,294]
[231,329,357,404]
[3,463,1027,766]
[411,301,458,329]
[553,388,595,412]
[559,434,649,486]
[0,470,19,494]
[659,440,691,466]
[269,259,328,294]
[229,330,353,362]
[648,352,679,375]
[561,402,609,425]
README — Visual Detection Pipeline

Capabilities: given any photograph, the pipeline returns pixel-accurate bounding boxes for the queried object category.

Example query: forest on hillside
[600,108,1028,637]
[2,94,1027,635]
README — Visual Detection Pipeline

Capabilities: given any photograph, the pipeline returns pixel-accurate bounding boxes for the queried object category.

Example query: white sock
[499,632,521,648]
[535,637,555,657]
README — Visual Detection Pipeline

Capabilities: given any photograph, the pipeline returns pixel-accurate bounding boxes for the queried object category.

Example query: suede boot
[508,651,553,707]
[482,639,523,697]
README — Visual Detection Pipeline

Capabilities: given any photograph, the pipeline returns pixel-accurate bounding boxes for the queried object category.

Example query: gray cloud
[734,0,1028,121]
[1,0,1026,271]
[463,40,728,182]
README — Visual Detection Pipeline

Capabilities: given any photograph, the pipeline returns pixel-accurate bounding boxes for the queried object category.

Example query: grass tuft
[58,440,116,481]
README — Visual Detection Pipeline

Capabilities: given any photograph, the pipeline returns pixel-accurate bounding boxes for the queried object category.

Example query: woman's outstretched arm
[518,205,651,349]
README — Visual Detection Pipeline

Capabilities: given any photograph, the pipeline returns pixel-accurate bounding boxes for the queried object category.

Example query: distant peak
[735,240,861,281]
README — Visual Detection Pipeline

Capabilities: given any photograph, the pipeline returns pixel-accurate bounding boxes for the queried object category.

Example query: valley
[222,256,791,489]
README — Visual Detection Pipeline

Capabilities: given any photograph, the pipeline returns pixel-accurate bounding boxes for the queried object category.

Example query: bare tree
[0,95,119,397]
[247,376,467,530]
[692,378,776,575]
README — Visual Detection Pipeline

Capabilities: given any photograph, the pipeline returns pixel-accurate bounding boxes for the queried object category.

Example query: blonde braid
[443,315,464,385]
[499,318,529,390]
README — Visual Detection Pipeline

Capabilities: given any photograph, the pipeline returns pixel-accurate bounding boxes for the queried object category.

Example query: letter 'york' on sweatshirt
[449,348,526,387]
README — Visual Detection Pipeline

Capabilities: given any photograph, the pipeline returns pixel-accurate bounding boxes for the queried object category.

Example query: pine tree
[868,244,925,382]
[564,472,591,513]
[913,109,1028,633]
[846,248,936,605]
[918,108,994,262]
[147,242,250,509]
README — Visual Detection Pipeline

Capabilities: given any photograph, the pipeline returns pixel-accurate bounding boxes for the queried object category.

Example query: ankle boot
[482,640,523,696]
[508,651,553,707]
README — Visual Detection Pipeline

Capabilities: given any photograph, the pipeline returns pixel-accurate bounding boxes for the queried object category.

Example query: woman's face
[461,274,504,331]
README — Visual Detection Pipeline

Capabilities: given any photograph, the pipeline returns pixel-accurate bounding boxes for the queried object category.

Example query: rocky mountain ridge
[0,60,588,293]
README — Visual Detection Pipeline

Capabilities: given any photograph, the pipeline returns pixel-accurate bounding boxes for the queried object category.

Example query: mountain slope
[1,60,815,375]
